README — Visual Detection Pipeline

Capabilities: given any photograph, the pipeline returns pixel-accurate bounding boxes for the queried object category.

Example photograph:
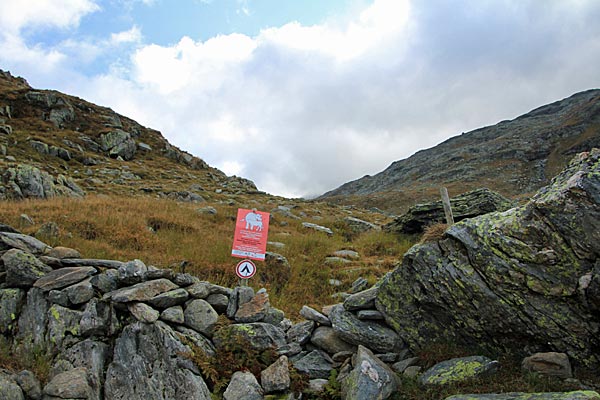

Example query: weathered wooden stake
[440,187,455,225]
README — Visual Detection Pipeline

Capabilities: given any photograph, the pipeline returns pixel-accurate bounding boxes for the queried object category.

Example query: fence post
[440,187,455,225]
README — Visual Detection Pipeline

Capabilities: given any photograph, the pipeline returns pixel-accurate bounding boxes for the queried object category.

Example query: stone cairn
[0,226,598,400]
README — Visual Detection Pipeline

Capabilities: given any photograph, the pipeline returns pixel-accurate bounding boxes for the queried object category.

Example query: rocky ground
[1,150,600,398]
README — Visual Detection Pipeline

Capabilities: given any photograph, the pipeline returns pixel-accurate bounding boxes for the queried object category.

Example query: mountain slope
[319,89,600,213]
[0,70,258,199]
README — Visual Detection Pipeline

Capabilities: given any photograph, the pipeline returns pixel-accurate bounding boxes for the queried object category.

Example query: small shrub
[420,223,448,243]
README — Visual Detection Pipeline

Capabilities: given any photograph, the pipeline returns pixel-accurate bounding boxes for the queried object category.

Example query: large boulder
[0,164,84,200]
[104,321,211,400]
[384,187,514,234]
[376,150,600,367]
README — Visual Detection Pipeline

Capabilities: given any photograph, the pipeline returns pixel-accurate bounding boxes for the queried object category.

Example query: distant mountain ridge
[319,89,600,213]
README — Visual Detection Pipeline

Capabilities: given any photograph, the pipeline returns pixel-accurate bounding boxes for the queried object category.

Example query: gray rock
[105,278,179,302]
[325,257,351,265]
[0,288,24,333]
[16,288,49,349]
[117,259,147,285]
[226,286,255,318]
[376,150,600,367]
[261,355,290,393]
[310,326,356,355]
[47,304,82,350]
[356,309,385,320]
[184,299,218,337]
[333,250,360,260]
[161,306,185,324]
[0,371,24,400]
[300,305,330,325]
[419,356,499,386]
[302,222,333,235]
[376,353,397,363]
[343,286,378,311]
[341,345,399,400]
[58,339,110,400]
[223,371,263,400]
[187,281,211,299]
[64,277,95,305]
[34,266,97,291]
[307,378,329,394]
[522,352,572,379]
[287,320,315,345]
[47,247,81,259]
[343,217,380,233]
[349,277,368,294]
[35,221,59,238]
[329,304,400,353]
[148,288,189,309]
[277,342,303,357]
[196,206,217,215]
[15,370,42,400]
[43,367,92,399]
[173,273,199,287]
[105,321,211,399]
[128,302,160,323]
[235,292,270,323]
[49,290,71,308]
[0,232,50,254]
[392,356,420,373]
[214,323,286,352]
[90,270,118,294]
[205,293,228,313]
[174,326,216,358]
[100,130,136,160]
[3,249,52,288]
[80,298,113,337]
[292,350,333,379]
[263,307,285,326]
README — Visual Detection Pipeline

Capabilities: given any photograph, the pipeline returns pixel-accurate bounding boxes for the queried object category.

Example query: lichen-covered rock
[0,164,84,200]
[3,249,52,288]
[444,391,600,400]
[214,323,286,352]
[343,286,378,311]
[385,187,515,234]
[329,304,401,353]
[377,150,600,367]
[343,217,380,233]
[419,356,499,386]
[100,129,136,160]
[341,345,399,400]
[0,231,50,254]
[104,321,211,400]
[0,288,25,333]
[105,278,178,303]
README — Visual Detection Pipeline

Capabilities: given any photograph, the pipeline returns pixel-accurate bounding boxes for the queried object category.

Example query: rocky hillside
[0,70,257,200]
[320,89,600,213]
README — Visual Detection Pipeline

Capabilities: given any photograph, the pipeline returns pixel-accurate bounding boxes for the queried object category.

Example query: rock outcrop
[384,188,514,234]
[376,149,600,368]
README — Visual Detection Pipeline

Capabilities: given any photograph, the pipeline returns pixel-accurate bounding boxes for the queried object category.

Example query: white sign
[235,259,257,279]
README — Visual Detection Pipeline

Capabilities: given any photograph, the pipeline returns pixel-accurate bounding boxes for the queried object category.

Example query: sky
[0,0,599,198]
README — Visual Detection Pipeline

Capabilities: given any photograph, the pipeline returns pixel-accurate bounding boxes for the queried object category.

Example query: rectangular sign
[231,208,270,261]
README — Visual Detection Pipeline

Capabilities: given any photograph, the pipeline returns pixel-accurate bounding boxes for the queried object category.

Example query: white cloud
[0,0,99,35]
[4,0,600,198]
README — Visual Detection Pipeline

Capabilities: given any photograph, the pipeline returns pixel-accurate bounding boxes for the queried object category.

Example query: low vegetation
[0,194,410,318]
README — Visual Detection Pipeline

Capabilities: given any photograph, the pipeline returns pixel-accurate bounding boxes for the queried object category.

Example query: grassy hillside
[0,195,411,319]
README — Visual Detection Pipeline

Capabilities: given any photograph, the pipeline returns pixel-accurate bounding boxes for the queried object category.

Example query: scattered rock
[522,352,573,379]
[302,222,333,236]
[418,356,500,386]
[343,217,380,233]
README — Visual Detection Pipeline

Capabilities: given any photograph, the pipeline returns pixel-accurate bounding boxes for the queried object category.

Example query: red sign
[235,259,257,279]
[231,208,270,261]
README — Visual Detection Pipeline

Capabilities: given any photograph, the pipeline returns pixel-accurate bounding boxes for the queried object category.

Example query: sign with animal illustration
[231,208,270,261]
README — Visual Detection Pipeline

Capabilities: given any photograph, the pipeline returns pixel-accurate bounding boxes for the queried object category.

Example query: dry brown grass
[420,223,449,243]
[0,195,412,318]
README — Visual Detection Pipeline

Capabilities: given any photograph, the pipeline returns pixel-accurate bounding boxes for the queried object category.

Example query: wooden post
[440,187,455,225]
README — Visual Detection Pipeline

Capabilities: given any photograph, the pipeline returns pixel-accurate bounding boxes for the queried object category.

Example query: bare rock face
[377,149,600,368]
[104,321,211,400]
